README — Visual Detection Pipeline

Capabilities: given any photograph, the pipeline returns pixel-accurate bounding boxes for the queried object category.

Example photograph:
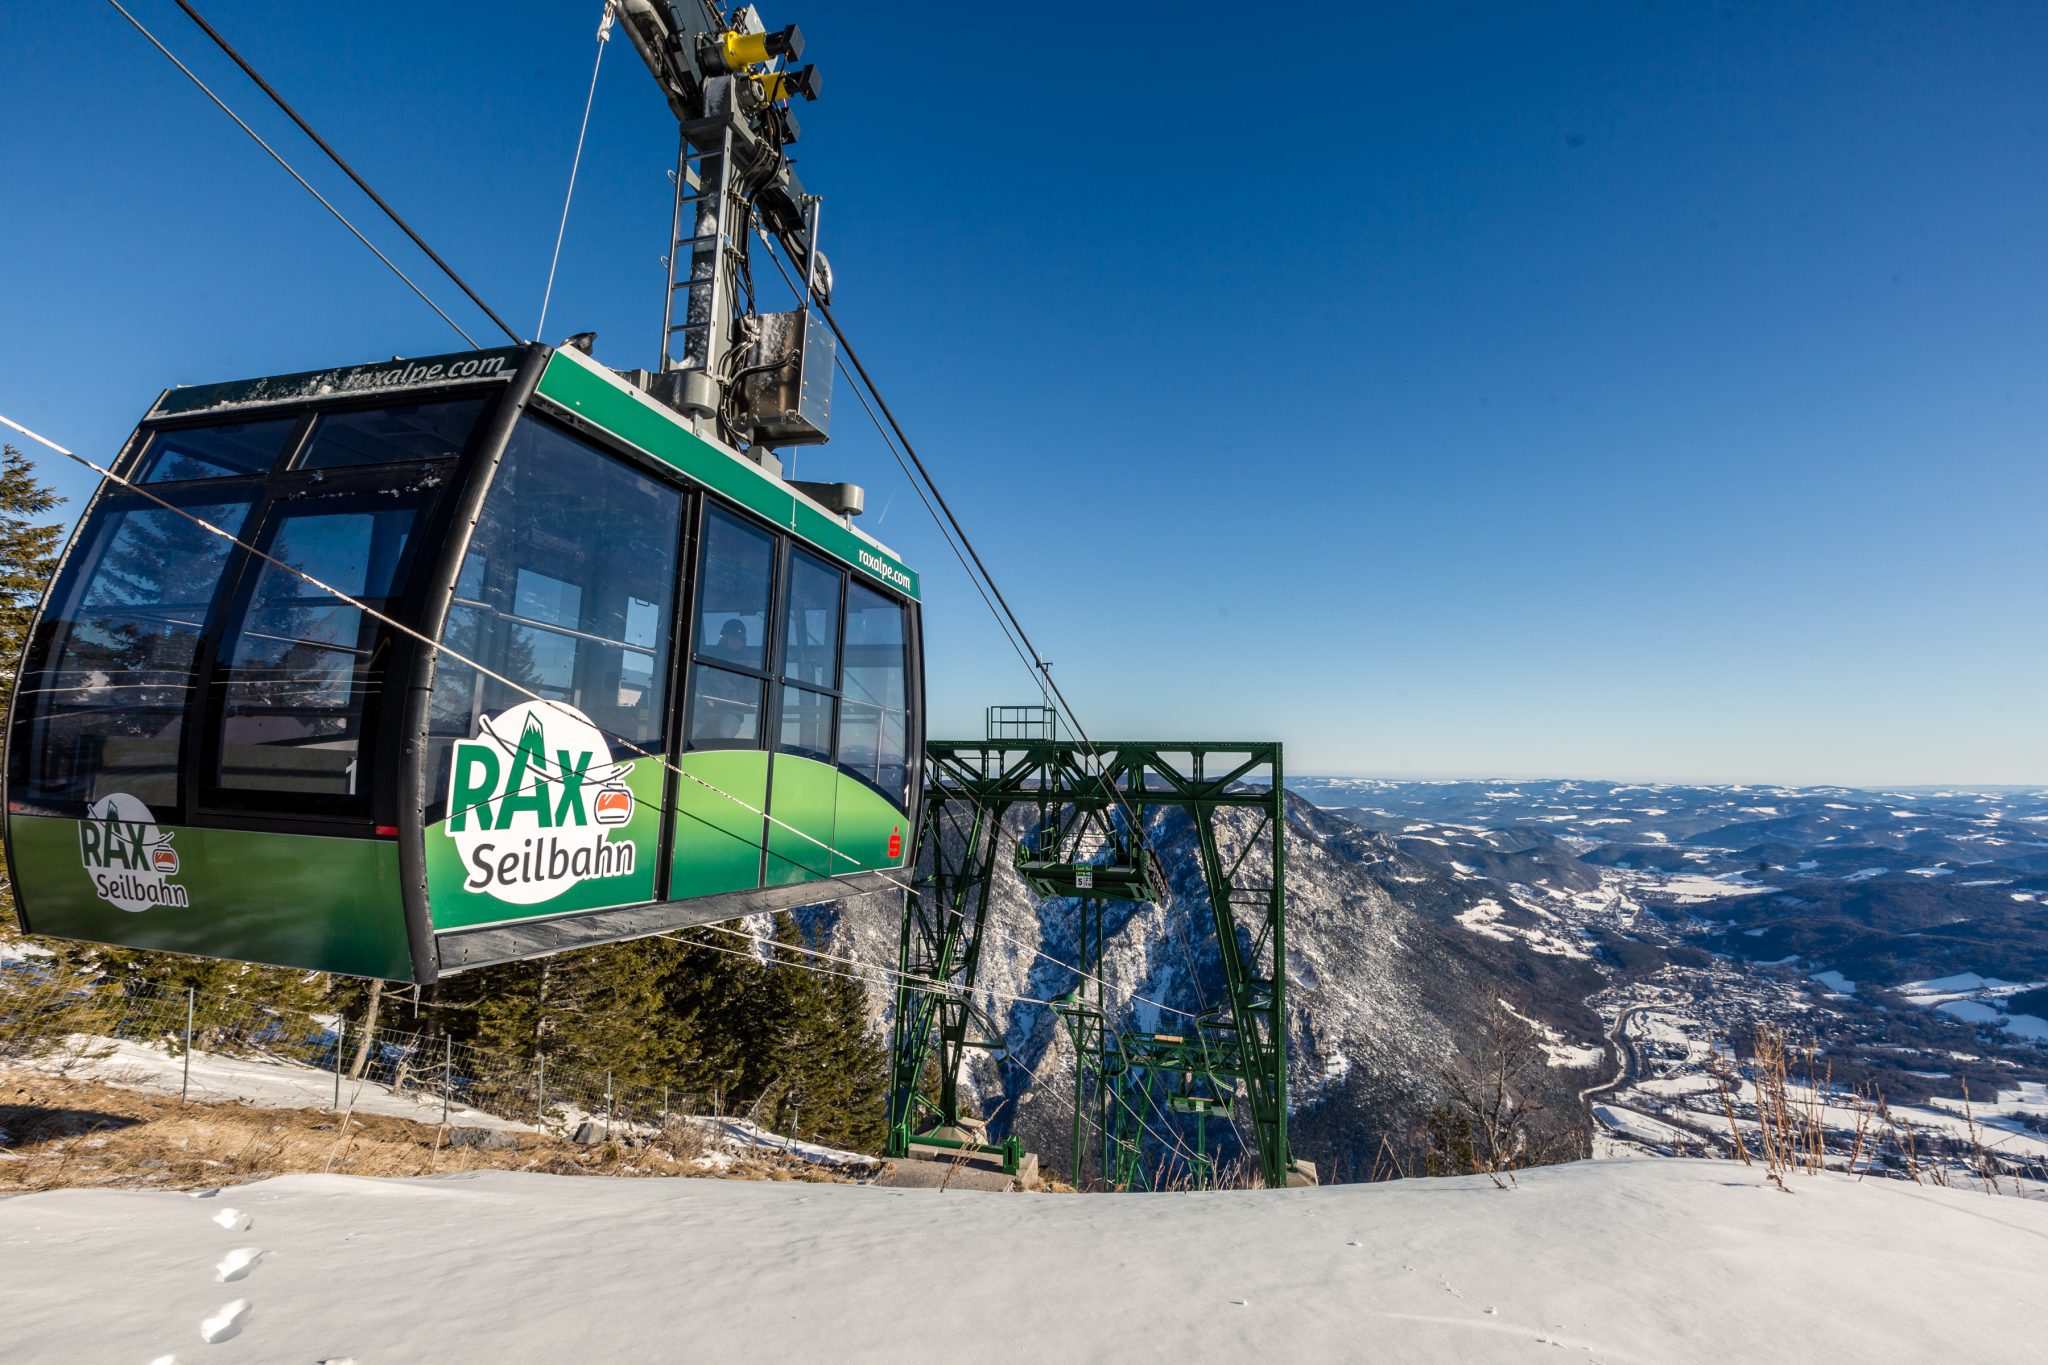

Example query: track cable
[160,0,524,345]
[104,0,481,347]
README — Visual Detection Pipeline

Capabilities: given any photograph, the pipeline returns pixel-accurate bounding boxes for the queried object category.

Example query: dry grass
[1749,1023,1834,1188]
[0,1068,869,1193]
[1713,1024,2043,1193]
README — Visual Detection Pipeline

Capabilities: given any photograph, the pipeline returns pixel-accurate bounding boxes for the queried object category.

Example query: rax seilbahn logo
[444,701,638,905]
[78,792,189,912]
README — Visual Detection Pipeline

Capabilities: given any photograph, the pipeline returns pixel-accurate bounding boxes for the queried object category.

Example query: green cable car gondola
[2,342,922,982]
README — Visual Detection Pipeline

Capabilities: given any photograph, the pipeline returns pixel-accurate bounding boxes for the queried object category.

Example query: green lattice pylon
[885,740,1300,1189]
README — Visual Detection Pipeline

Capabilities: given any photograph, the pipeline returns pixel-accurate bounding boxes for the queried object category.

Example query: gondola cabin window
[687,506,775,749]
[133,418,298,483]
[776,548,842,763]
[188,400,489,816]
[209,497,427,806]
[840,582,909,805]
[426,416,682,817]
[13,494,254,812]
[681,507,911,808]
[293,399,485,469]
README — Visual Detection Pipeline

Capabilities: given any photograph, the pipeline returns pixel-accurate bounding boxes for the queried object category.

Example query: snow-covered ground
[1810,969,1856,995]
[0,1161,2040,1362]
[11,1033,878,1170]
[1647,873,1777,903]
[1589,1103,1705,1151]
[18,1034,527,1133]
[1497,999,1604,1070]
[687,1115,878,1171]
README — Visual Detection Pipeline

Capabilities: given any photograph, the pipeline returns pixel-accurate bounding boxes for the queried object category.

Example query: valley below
[811,777,2048,1186]
[1294,777,2048,1181]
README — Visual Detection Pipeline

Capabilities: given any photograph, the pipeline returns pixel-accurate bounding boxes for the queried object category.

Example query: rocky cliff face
[798,791,1599,1183]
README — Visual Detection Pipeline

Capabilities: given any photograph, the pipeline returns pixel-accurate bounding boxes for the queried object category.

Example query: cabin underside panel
[8,815,410,979]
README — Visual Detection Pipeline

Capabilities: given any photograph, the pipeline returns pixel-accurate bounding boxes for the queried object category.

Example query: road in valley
[1578,1002,1739,1157]
[1580,1004,1644,1114]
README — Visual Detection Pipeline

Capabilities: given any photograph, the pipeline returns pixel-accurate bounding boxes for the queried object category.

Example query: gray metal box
[739,308,833,445]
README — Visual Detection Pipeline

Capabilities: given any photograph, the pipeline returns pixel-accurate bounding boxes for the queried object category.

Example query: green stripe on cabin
[532,351,919,600]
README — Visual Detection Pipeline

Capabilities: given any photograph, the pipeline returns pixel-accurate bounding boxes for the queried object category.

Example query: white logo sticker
[79,792,189,913]
[444,701,637,905]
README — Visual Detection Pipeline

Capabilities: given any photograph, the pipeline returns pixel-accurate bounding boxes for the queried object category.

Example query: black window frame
[6,392,496,833]
[290,396,493,472]
[667,497,922,815]
[5,478,265,820]
[127,413,311,484]
[682,501,784,754]
[836,578,913,807]
[771,543,848,767]
[195,476,444,819]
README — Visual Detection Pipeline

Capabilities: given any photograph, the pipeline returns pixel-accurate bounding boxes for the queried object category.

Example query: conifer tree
[0,446,64,941]
[753,913,889,1149]
[435,939,675,1083]
[651,926,774,1109]
[0,445,63,694]
[420,915,892,1148]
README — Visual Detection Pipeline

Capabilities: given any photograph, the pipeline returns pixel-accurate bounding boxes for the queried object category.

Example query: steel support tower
[885,739,1299,1189]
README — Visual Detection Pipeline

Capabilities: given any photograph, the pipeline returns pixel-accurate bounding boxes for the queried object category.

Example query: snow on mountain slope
[0,1161,2039,1363]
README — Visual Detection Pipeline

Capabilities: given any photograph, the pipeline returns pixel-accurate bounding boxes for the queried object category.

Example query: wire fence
[0,967,721,1141]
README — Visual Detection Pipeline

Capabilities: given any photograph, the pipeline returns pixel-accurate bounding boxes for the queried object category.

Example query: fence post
[605,1070,614,1140]
[334,1017,344,1112]
[441,1035,453,1127]
[536,1056,546,1127]
[662,1084,669,1126]
[181,987,194,1101]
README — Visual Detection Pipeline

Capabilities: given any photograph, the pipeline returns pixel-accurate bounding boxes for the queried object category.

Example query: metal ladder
[660,123,739,375]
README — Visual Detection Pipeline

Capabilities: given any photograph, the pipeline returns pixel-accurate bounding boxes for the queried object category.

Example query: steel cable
[103,0,480,348]
[160,0,524,345]
[536,1,617,341]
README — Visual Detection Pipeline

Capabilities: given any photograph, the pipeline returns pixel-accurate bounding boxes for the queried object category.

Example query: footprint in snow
[210,1209,250,1233]
[200,1300,249,1344]
[214,1248,265,1283]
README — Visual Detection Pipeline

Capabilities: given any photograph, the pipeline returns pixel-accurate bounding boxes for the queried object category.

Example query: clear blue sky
[2,1,2042,785]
